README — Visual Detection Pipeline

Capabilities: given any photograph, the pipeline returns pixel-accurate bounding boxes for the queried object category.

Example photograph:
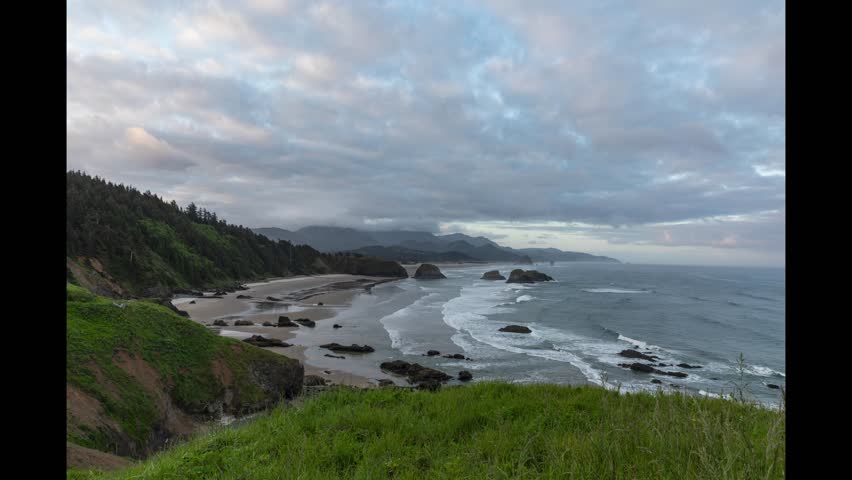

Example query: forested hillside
[67,171,406,297]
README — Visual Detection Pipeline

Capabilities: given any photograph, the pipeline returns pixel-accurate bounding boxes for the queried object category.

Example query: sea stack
[414,263,446,279]
[506,269,554,283]
[481,270,506,280]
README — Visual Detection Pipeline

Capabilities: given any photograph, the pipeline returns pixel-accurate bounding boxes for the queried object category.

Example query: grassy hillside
[67,171,406,298]
[68,382,785,479]
[66,283,303,460]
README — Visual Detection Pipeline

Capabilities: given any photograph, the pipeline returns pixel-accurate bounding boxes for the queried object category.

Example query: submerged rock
[320,343,375,353]
[618,362,688,378]
[499,325,532,334]
[294,318,316,328]
[244,335,290,348]
[333,324,342,329]
[677,363,702,369]
[443,353,466,360]
[458,371,473,381]
[619,349,659,361]
[324,354,345,359]
[414,263,447,280]
[266,296,282,301]
[481,270,506,280]
[426,350,441,356]
[236,294,252,299]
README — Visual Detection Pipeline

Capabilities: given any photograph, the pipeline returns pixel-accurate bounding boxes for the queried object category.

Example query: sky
[67,0,785,267]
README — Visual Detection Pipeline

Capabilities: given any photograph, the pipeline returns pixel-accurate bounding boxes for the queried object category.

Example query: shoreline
[176,274,405,388]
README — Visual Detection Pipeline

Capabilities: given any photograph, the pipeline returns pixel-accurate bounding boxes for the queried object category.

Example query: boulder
[295,318,316,328]
[304,375,328,387]
[506,269,554,283]
[266,296,282,301]
[426,350,441,356]
[414,263,447,280]
[213,319,228,326]
[618,349,658,361]
[317,302,324,306]
[320,343,375,353]
[380,360,452,385]
[677,363,702,369]
[234,320,254,326]
[214,291,227,296]
[243,335,291,348]
[767,384,781,390]
[277,316,299,327]
[443,353,465,360]
[189,300,196,304]
[458,371,473,381]
[333,324,343,329]
[236,295,252,299]
[481,270,506,280]
[651,379,662,384]
[499,325,532,334]
[324,354,345,359]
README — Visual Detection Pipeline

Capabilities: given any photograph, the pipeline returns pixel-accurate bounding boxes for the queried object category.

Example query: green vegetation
[67,171,405,297]
[68,382,785,479]
[66,283,301,456]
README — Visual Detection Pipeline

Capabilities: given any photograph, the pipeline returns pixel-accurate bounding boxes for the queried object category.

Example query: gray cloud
[66,0,784,265]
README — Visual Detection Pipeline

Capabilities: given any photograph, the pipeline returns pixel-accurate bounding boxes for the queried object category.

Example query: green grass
[66,283,300,454]
[70,382,785,479]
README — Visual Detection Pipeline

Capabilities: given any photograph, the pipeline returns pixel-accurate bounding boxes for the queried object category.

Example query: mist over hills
[253,226,620,264]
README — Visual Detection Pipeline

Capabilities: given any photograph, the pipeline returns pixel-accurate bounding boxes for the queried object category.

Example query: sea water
[295,262,785,406]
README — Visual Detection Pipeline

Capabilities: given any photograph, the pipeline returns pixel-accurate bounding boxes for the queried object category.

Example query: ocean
[294,262,786,407]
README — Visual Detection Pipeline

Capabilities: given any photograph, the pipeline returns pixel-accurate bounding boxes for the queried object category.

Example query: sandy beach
[175,274,405,388]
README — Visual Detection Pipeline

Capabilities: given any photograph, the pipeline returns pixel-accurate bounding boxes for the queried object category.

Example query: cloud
[66,0,785,266]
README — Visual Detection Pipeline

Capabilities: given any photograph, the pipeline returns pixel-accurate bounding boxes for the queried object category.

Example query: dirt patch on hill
[67,441,133,471]
[67,257,127,297]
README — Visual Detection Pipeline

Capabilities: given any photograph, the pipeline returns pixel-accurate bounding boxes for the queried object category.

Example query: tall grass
[69,381,785,479]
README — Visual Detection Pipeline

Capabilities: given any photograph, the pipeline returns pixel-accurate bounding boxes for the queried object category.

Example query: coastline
[176,274,405,388]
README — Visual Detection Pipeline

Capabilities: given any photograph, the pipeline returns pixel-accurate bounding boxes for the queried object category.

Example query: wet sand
[175,274,402,388]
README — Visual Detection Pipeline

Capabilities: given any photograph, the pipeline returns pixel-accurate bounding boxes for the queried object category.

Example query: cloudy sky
[67,0,785,267]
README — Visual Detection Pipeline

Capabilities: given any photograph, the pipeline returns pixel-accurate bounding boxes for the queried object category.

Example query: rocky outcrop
[333,324,342,329]
[236,295,252,299]
[378,379,395,387]
[266,296,282,301]
[234,320,254,326]
[324,354,345,359]
[414,263,447,280]
[213,319,228,326]
[499,325,532,334]
[442,353,470,360]
[505,269,554,283]
[304,375,328,387]
[294,318,316,327]
[618,363,688,378]
[243,335,291,348]
[481,270,506,280]
[458,371,473,381]
[380,360,452,386]
[677,363,702,369]
[277,316,299,327]
[426,350,440,356]
[767,384,781,389]
[320,343,375,353]
[619,349,659,361]
[262,321,275,327]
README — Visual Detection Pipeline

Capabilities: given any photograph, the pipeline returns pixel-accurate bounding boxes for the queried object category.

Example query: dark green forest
[66,171,406,297]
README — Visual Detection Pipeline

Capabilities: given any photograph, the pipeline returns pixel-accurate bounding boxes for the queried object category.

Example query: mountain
[66,171,407,298]
[349,245,482,263]
[250,226,620,263]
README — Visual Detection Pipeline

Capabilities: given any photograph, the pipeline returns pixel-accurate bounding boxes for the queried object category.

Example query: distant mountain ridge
[253,226,620,264]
